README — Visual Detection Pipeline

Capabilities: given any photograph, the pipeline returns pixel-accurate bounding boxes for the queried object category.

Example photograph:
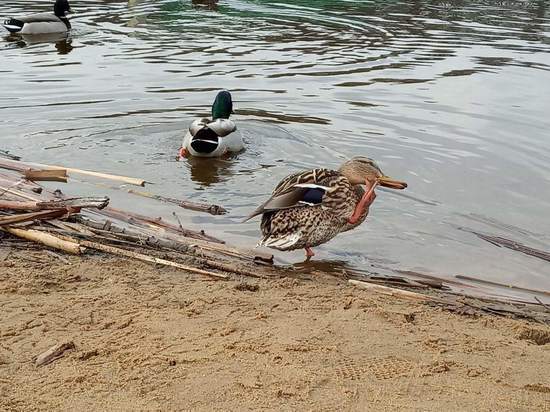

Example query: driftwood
[349,279,446,303]
[3,227,84,254]
[0,150,20,161]
[35,342,75,366]
[0,197,109,212]
[0,185,38,201]
[455,275,550,297]
[99,207,224,244]
[127,189,227,215]
[0,173,43,193]
[79,240,228,280]
[24,169,67,183]
[0,158,146,187]
[465,229,550,264]
[0,210,67,226]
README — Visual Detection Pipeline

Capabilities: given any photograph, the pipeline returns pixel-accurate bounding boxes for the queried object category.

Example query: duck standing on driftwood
[178,91,243,159]
[245,157,407,260]
[3,0,72,35]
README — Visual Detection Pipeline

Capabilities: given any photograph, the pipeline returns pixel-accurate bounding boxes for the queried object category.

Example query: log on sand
[2,227,84,255]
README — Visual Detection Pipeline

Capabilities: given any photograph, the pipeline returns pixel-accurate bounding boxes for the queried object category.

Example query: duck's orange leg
[305,247,315,261]
[348,180,378,225]
[177,147,188,161]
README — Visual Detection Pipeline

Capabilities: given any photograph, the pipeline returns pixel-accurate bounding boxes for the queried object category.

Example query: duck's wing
[207,119,236,137]
[17,13,62,23]
[243,168,339,221]
[189,118,210,136]
[189,118,236,138]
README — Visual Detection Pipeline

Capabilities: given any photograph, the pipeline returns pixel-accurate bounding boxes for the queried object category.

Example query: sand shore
[1,248,549,411]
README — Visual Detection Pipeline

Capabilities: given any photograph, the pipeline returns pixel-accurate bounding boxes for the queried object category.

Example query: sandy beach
[1,248,549,411]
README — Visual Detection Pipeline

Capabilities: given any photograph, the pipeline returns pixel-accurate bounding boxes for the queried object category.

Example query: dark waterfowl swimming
[245,157,407,260]
[178,91,243,158]
[3,0,72,35]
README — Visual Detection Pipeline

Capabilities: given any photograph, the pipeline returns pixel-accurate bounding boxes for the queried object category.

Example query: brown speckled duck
[244,156,407,260]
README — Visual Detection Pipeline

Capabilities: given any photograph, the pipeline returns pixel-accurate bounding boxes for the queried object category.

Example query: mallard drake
[178,91,243,158]
[245,156,407,260]
[3,0,72,35]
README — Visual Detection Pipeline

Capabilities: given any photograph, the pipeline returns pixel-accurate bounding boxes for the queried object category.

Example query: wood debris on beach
[0,154,548,324]
[0,156,274,281]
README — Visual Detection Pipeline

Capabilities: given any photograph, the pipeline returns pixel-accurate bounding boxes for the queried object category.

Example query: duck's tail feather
[258,232,301,250]
[3,18,24,33]
[190,127,219,154]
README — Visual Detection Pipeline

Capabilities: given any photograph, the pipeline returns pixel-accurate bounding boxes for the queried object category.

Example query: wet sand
[1,249,549,411]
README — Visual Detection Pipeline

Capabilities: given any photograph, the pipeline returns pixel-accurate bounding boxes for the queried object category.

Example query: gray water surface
[1,0,550,301]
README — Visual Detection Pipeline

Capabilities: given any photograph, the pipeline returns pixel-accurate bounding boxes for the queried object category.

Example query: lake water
[1,0,550,302]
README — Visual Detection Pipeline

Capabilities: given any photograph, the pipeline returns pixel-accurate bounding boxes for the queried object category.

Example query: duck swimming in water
[245,157,407,260]
[3,0,72,35]
[178,91,243,158]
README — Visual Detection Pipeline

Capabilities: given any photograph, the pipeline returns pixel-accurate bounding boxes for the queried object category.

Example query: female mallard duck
[3,0,72,35]
[245,156,407,260]
[178,91,243,158]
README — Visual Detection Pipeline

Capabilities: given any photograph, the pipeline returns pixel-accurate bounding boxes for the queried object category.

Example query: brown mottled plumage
[245,156,407,260]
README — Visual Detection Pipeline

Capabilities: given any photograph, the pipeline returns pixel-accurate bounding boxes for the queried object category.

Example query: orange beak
[377,175,407,190]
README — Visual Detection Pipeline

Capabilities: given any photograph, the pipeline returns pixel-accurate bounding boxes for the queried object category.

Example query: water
[1,0,550,302]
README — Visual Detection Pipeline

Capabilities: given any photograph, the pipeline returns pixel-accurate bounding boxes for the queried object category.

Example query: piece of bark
[35,341,75,366]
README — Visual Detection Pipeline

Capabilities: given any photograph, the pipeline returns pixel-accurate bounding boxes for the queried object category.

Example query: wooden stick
[3,227,84,254]
[99,207,225,244]
[349,279,446,303]
[79,240,228,279]
[534,297,550,312]
[0,197,109,212]
[0,210,67,226]
[0,158,147,187]
[24,169,68,183]
[0,185,39,201]
[35,342,75,366]
[74,214,273,264]
[127,189,227,215]
[456,275,550,297]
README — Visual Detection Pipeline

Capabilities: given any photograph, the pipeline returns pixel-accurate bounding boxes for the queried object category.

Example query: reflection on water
[185,155,238,187]
[191,0,218,11]
[5,32,73,54]
[1,0,550,302]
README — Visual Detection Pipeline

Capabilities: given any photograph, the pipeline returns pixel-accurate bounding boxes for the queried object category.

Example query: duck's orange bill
[377,176,407,189]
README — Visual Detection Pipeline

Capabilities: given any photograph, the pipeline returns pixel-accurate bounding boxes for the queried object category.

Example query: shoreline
[1,248,549,410]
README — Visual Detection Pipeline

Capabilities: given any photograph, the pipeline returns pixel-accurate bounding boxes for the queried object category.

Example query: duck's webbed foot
[177,147,188,161]
[304,247,315,261]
